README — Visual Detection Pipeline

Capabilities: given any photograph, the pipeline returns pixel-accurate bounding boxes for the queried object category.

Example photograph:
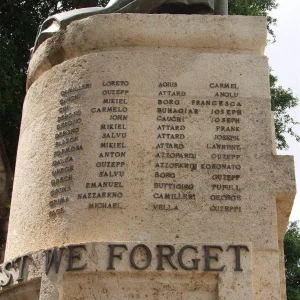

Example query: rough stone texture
[1,14,296,300]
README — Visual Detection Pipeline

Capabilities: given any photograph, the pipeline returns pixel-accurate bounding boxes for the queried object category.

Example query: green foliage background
[0,0,299,297]
[284,222,300,300]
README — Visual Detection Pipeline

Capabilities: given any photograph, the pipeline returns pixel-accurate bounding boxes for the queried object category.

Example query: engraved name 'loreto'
[0,243,250,288]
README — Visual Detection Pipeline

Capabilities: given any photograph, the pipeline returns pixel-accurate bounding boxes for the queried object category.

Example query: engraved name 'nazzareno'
[78,192,123,199]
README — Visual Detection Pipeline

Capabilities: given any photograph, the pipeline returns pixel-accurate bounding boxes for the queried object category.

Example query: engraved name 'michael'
[89,202,122,209]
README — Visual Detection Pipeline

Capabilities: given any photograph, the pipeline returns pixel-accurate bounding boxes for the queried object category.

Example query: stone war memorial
[0,0,296,299]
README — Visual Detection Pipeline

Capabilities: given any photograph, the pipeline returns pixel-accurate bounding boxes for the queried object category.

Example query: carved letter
[156,244,178,270]
[45,248,64,274]
[227,245,249,271]
[15,255,29,281]
[130,244,152,270]
[178,245,200,270]
[203,245,225,271]
[66,245,87,272]
[0,261,12,287]
[107,244,128,270]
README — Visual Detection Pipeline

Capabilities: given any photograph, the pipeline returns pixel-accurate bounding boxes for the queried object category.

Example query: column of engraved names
[82,81,129,210]
[50,83,90,217]
[153,82,197,211]
[192,83,242,213]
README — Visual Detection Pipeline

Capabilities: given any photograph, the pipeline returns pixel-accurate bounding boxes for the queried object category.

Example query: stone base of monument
[0,15,295,300]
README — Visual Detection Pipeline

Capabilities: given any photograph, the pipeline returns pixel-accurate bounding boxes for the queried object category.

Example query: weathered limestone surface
[1,15,296,300]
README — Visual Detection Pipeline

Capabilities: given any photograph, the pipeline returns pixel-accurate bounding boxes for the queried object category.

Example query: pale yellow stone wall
[1,15,295,300]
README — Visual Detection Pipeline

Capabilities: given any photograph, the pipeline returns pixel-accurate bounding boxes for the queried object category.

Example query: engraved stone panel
[1,15,296,300]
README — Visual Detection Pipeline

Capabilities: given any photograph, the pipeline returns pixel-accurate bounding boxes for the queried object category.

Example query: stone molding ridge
[27,14,267,89]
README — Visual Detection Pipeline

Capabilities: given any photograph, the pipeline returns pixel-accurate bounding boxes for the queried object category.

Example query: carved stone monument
[0,11,296,300]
